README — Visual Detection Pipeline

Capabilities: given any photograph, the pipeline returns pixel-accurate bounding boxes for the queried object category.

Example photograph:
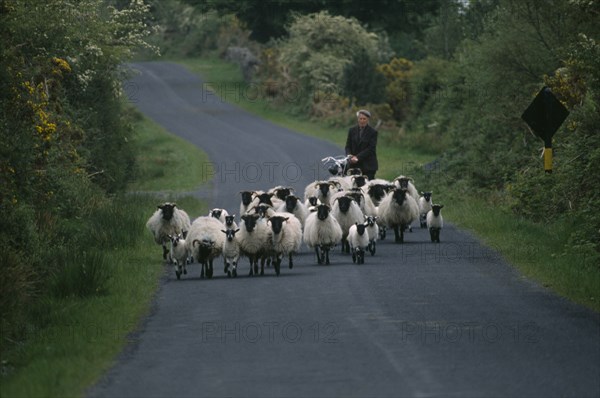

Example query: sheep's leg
[379,226,386,240]
[207,258,214,279]
[200,262,205,279]
[315,247,322,265]
[232,260,237,277]
[393,226,402,243]
[288,253,293,269]
[254,256,260,275]
[225,260,231,277]
[325,248,331,265]
[162,244,169,260]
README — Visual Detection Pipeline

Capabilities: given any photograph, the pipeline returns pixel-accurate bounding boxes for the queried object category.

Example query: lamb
[266,212,303,275]
[364,215,379,256]
[168,233,190,280]
[303,204,343,265]
[146,202,191,260]
[185,216,225,279]
[304,196,321,212]
[221,228,241,277]
[238,213,272,276]
[331,195,365,253]
[378,188,419,243]
[418,192,433,228]
[426,204,444,243]
[348,222,369,264]
[276,195,308,227]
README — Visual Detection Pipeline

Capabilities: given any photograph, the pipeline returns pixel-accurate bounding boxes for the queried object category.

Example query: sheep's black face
[348,168,362,176]
[353,176,367,188]
[269,216,287,235]
[255,204,271,218]
[210,209,223,219]
[337,196,353,213]
[396,178,411,189]
[241,214,258,232]
[222,228,239,242]
[316,204,330,221]
[431,204,444,216]
[317,183,330,197]
[275,188,291,201]
[422,192,432,202]
[225,215,236,227]
[365,216,377,227]
[368,184,387,203]
[159,203,176,221]
[257,193,273,206]
[356,223,367,235]
[285,195,298,213]
[241,191,254,206]
[392,189,408,206]
[308,196,318,207]
[169,234,183,247]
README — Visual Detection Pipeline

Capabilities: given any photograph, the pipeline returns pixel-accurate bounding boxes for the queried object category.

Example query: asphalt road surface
[88,62,599,398]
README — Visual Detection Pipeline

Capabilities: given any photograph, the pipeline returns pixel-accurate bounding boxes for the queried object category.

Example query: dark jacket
[345,124,378,173]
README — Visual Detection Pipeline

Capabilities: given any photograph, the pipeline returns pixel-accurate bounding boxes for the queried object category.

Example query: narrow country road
[88,62,600,398]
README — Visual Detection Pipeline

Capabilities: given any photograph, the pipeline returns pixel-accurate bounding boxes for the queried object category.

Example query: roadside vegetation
[0,1,207,397]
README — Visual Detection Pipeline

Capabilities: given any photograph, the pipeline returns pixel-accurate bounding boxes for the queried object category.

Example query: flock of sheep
[145,172,445,279]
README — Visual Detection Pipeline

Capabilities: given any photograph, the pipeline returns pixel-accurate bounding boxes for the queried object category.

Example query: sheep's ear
[182,231,188,239]
[235,229,240,233]
[440,205,444,209]
[221,230,227,234]
[284,217,289,222]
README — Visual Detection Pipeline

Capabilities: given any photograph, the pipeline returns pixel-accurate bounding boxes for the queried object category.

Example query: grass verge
[0,110,209,397]
[173,55,599,312]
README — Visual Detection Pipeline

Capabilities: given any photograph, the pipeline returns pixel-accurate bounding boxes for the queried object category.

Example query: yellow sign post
[521,86,569,173]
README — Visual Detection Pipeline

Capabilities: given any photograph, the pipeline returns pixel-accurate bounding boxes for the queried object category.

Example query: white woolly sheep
[331,195,365,254]
[266,212,303,275]
[238,213,272,276]
[276,195,309,227]
[363,215,379,256]
[348,222,369,264]
[221,228,241,277]
[418,191,433,228]
[146,202,191,260]
[303,204,343,265]
[378,188,419,243]
[168,233,190,280]
[426,204,444,243]
[186,216,225,279]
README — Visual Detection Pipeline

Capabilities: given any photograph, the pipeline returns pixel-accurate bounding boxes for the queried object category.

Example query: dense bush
[0,0,156,353]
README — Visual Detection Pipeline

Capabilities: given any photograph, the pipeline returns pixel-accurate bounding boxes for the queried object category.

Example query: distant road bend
[88,62,600,398]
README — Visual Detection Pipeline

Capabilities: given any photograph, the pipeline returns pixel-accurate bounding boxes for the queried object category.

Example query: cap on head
[356,109,371,118]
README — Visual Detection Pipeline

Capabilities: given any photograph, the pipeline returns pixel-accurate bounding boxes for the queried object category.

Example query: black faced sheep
[146,202,191,260]
[378,188,419,243]
[303,204,343,265]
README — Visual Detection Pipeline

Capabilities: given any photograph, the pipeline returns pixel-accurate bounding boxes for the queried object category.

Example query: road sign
[521,86,569,173]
